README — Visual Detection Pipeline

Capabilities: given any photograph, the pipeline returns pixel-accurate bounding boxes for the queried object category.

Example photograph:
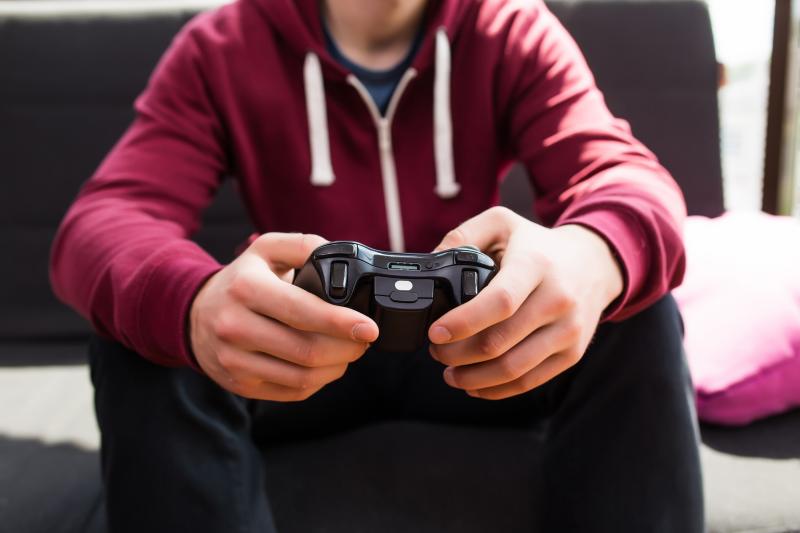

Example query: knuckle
[292,387,317,402]
[555,290,577,314]
[226,380,245,397]
[497,355,523,380]
[225,375,253,398]
[561,318,582,342]
[563,348,582,366]
[478,329,507,358]
[281,289,301,316]
[488,205,515,223]
[227,272,254,302]
[347,343,368,362]
[519,373,540,393]
[493,286,518,319]
[533,253,553,274]
[433,347,457,366]
[253,233,275,249]
[289,369,314,390]
[335,364,349,380]
[213,311,239,341]
[301,233,325,256]
[443,227,466,247]
[294,337,318,366]
[216,348,237,370]
[488,205,508,218]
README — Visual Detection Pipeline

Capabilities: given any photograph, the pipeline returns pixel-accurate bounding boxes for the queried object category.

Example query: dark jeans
[89,295,704,533]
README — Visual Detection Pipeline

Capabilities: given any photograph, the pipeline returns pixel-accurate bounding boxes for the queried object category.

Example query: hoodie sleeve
[498,1,687,321]
[50,24,225,368]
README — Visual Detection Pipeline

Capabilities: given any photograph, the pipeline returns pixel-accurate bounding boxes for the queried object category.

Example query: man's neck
[321,0,427,71]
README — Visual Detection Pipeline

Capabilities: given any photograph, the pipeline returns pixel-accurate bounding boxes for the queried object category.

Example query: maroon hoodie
[50,0,687,368]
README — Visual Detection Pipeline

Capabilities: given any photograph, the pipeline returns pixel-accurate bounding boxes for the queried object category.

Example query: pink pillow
[672,212,800,425]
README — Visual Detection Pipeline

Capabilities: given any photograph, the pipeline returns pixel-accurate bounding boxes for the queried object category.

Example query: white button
[394,280,413,291]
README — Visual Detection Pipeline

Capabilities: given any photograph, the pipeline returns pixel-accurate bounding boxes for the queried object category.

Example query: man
[50,0,704,531]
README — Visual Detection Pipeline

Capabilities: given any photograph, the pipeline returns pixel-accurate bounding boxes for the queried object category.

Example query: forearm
[50,190,221,367]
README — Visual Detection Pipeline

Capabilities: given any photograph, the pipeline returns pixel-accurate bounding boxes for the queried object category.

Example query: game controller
[293,241,497,352]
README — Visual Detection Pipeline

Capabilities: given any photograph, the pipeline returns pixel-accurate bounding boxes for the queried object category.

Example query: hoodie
[50,0,687,368]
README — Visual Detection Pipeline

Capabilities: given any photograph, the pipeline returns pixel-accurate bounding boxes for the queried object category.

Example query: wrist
[555,224,625,310]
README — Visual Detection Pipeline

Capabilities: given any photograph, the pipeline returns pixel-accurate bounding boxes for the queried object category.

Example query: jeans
[89,294,704,532]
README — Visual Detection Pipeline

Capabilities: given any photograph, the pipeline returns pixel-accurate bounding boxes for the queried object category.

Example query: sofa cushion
[673,213,800,425]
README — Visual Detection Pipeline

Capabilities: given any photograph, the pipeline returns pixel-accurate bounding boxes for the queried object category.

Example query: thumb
[433,207,516,253]
[250,232,328,273]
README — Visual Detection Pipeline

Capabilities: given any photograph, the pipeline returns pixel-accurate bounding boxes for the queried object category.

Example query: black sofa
[1,1,799,532]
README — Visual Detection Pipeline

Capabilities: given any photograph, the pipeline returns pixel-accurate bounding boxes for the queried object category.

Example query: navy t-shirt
[322,20,424,115]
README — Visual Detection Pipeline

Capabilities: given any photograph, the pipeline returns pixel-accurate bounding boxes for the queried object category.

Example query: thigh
[540,294,704,533]
[90,335,274,533]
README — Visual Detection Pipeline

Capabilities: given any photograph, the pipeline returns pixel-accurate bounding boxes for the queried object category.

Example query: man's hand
[428,207,624,400]
[190,232,379,401]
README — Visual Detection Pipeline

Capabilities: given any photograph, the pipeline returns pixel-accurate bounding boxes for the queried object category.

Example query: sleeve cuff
[134,248,222,369]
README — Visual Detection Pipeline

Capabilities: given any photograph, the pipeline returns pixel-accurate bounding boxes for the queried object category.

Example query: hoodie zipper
[347,69,418,252]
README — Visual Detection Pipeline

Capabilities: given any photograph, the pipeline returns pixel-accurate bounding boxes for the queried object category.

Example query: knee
[592,294,691,391]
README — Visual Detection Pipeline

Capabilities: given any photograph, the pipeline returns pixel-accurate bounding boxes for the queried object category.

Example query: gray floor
[1,343,799,533]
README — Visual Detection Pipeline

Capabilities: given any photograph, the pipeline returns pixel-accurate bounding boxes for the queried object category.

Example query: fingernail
[443,367,457,387]
[352,323,376,342]
[430,326,452,344]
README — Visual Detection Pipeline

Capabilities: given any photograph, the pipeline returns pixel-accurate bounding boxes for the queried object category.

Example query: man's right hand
[189,232,379,401]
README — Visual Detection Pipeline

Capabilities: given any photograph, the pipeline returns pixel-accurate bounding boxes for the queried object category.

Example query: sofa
[0,1,798,532]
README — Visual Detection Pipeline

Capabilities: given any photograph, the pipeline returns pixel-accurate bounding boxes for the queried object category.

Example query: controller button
[316,243,357,258]
[455,251,478,264]
[329,261,348,298]
[394,280,413,291]
[389,290,419,303]
[456,251,493,267]
[462,270,478,301]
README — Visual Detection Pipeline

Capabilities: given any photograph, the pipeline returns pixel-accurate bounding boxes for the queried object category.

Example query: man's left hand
[428,206,624,400]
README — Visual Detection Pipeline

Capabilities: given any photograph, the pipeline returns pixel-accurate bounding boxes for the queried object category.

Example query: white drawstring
[433,28,460,199]
[304,52,336,186]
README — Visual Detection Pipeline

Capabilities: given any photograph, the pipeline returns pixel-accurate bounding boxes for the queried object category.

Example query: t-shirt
[322,18,424,115]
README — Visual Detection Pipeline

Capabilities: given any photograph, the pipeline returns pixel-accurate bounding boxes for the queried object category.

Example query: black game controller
[293,241,497,352]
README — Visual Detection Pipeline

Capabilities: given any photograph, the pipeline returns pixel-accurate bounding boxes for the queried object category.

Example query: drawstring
[433,28,460,199]
[303,29,460,199]
[304,52,336,186]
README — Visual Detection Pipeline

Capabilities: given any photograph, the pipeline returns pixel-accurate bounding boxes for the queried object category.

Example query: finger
[251,232,328,272]
[231,380,323,402]
[429,245,544,344]
[215,308,369,366]
[467,350,579,400]
[442,321,573,391]
[432,206,516,252]
[230,272,379,342]
[431,278,569,366]
[220,344,348,391]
